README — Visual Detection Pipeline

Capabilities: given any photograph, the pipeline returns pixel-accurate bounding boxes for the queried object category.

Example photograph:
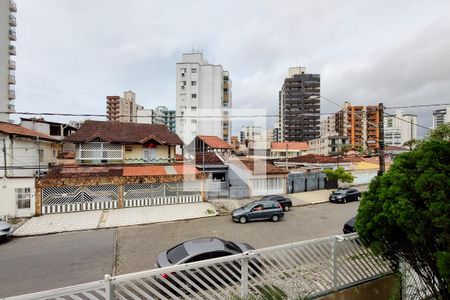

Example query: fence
[6,233,398,300]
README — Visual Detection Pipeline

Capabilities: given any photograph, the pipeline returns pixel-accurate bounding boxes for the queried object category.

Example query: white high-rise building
[433,107,450,128]
[176,53,231,145]
[320,115,337,138]
[1,0,17,122]
[384,111,417,146]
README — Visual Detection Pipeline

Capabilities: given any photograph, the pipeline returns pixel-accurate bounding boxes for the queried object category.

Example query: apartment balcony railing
[9,45,16,55]
[8,75,16,84]
[9,0,17,12]
[8,59,16,70]
[9,14,16,26]
[9,29,16,41]
[8,89,15,99]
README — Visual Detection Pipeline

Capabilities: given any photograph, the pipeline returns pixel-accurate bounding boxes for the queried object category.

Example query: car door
[248,204,264,220]
[348,189,357,201]
[262,202,276,219]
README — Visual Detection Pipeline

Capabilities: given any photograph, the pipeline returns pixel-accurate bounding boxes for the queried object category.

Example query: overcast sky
[14,0,450,136]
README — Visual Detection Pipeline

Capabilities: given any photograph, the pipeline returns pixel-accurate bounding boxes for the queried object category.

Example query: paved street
[0,201,358,298]
[0,229,116,298]
[115,201,359,274]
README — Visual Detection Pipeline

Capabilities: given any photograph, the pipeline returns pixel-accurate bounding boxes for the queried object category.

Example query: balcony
[9,0,17,12]
[8,89,15,99]
[9,29,16,41]
[9,45,16,55]
[8,75,16,84]
[8,59,16,70]
[9,14,16,26]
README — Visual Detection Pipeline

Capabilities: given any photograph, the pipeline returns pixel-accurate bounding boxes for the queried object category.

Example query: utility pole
[378,102,385,176]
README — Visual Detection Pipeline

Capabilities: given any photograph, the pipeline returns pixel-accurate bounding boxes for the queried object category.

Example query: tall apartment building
[433,107,450,128]
[273,122,281,142]
[320,115,337,138]
[239,125,262,144]
[384,111,417,146]
[279,67,320,142]
[136,105,176,133]
[335,102,380,152]
[106,91,142,123]
[175,53,231,145]
[0,0,17,122]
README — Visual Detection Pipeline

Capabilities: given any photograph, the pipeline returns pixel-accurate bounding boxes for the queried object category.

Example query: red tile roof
[271,142,309,151]
[123,165,167,176]
[0,122,58,141]
[197,135,233,149]
[195,152,224,165]
[64,121,183,145]
[238,158,289,175]
[46,165,123,178]
[287,154,363,164]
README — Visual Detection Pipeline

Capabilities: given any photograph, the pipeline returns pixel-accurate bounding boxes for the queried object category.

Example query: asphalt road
[0,229,116,298]
[0,201,358,298]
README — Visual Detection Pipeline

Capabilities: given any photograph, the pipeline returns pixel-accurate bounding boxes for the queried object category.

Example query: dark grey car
[329,188,362,204]
[232,200,284,223]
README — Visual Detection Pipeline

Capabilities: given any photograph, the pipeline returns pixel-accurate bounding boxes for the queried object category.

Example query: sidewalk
[13,202,218,237]
[209,185,369,214]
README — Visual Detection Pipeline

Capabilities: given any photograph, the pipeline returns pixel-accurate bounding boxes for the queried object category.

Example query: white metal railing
[5,234,397,300]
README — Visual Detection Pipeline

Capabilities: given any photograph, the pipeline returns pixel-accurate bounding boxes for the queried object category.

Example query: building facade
[20,118,78,140]
[335,102,380,152]
[0,0,17,122]
[136,106,176,133]
[320,115,337,138]
[279,67,320,142]
[308,136,349,156]
[384,111,417,146]
[175,53,231,145]
[433,107,450,128]
[106,91,142,123]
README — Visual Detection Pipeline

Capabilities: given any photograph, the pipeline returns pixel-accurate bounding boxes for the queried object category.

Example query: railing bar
[337,244,370,280]
[146,276,181,299]
[113,283,141,300]
[206,264,238,291]
[155,271,193,298]
[182,269,224,299]
[218,261,242,283]
[133,278,167,300]
[124,279,155,299]
[344,243,380,279]
[174,271,210,300]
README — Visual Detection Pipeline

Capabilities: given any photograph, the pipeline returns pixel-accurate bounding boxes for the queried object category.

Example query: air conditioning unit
[35,170,47,177]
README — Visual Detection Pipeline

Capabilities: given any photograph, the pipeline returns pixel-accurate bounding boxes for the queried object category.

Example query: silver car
[0,221,13,241]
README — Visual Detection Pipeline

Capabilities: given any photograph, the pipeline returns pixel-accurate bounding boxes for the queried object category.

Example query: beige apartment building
[106,91,142,122]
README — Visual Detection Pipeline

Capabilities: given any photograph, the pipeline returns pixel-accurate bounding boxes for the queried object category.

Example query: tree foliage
[356,140,450,298]
[403,139,418,150]
[323,167,354,183]
[428,123,450,141]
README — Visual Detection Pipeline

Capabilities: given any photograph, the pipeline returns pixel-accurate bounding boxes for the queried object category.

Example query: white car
[0,221,13,241]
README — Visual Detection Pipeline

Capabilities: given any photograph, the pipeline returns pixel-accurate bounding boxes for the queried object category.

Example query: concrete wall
[319,274,399,300]
[0,177,35,218]
[351,169,377,186]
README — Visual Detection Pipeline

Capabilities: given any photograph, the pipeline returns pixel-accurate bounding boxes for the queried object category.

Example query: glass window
[191,94,197,99]
[191,81,196,86]
[191,68,197,73]
[167,244,189,263]
[16,188,31,209]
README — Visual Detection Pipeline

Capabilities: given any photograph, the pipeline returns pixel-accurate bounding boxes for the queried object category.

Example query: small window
[191,94,197,99]
[191,68,197,73]
[191,106,197,111]
[16,188,31,209]
[191,81,196,86]
[191,119,197,124]
[39,149,44,163]
[181,81,186,86]
[125,145,133,152]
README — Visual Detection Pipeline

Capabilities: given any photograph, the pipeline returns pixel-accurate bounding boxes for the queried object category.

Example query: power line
[383,112,430,130]
[385,103,450,109]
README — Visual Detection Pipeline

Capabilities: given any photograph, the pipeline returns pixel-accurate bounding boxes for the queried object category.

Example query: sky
[13,0,450,136]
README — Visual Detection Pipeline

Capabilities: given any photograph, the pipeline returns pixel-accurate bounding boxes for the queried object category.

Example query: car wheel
[239,216,247,224]
[271,214,280,222]
[343,198,347,204]
[283,205,290,212]
[357,195,361,201]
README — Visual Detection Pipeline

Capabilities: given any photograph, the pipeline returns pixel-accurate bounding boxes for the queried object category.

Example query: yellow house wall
[124,145,143,160]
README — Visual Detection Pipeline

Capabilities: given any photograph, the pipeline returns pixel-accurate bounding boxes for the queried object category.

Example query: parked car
[0,221,13,241]
[232,200,284,224]
[329,188,361,204]
[343,217,356,234]
[260,195,292,212]
[156,237,260,293]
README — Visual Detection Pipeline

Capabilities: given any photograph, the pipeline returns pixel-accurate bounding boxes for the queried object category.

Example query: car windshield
[166,244,189,263]
[224,241,242,253]
[333,190,346,195]
[243,202,257,210]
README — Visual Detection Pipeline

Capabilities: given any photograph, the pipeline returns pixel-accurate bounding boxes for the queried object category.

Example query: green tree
[323,167,354,183]
[356,140,450,298]
[428,123,450,141]
[403,139,418,150]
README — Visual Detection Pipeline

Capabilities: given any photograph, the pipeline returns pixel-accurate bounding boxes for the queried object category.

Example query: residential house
[64,121,183,164]
[308,136,349,156]
[0,122,60,218]
[20,118,78,140]
[270,142,309,159]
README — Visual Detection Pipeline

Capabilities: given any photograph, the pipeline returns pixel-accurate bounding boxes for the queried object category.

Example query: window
[191,119,197,124]
[16,188,31,209]
[191,94,197,99]
[191,81,196,86]
[191,106,197,111]
[191,68,197,73]
[125,145,133,152]
[39,149,44,163]
[181,81,186,86]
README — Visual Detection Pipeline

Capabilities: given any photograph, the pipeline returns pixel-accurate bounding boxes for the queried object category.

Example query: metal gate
[42,185,119,214]
[124,182,201,208]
